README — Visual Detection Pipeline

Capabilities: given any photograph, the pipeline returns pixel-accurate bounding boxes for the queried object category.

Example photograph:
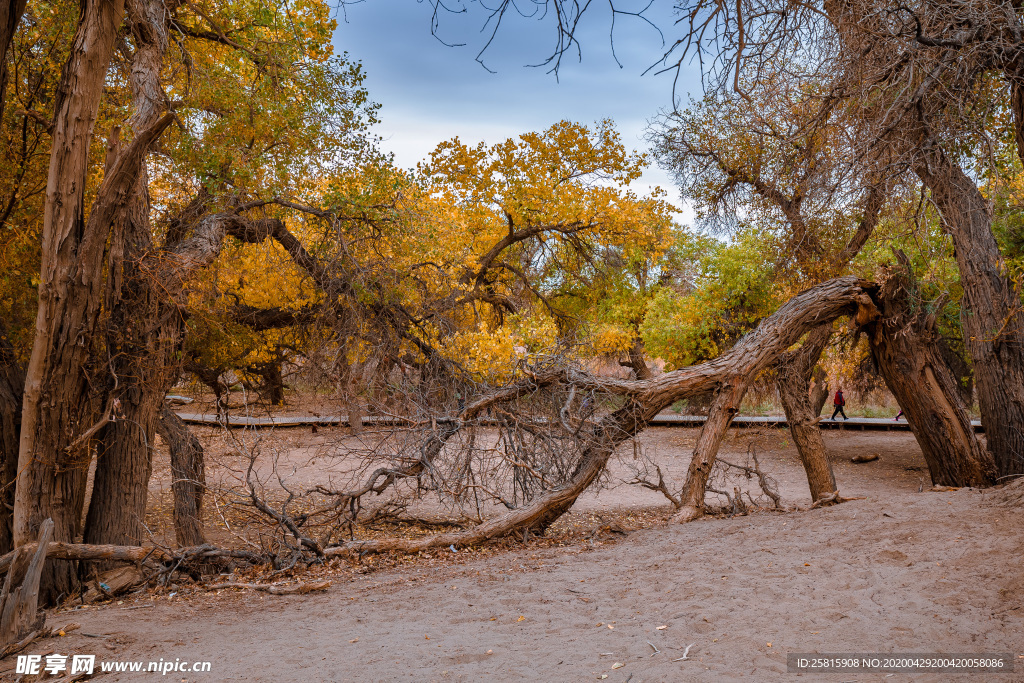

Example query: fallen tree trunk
[13,278,920,561]
[0,542,173,575]
[324,277,878,550]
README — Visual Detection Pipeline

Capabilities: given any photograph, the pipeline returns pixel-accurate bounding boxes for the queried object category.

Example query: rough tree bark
[84,0,172,551]
[156,403,206,547]
[775,326,838,503]
[0,518,51,649]
[864,259,995,487]
[13,0,149,601]
[673,378,751,522]
[914,143,1024,479]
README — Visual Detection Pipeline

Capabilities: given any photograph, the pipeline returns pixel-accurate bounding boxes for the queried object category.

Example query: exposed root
[810,492,867,508]
[810,491,843,508]
[671,505,704,524]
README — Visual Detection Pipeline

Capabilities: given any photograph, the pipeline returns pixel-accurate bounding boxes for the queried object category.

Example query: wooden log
[82,566,144,603]
[0,541,172,574]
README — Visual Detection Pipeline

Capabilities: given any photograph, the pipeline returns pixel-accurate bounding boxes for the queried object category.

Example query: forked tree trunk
[865,261,995,487]
[619,338,654,380]
[915,144,1024,479]
[156,404,206,547]
[776,326,838,503]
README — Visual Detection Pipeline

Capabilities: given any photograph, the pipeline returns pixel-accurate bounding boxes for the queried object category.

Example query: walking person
[831,387,848,420]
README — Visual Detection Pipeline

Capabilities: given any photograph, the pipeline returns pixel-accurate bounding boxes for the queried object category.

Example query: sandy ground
[6,427,1024,682]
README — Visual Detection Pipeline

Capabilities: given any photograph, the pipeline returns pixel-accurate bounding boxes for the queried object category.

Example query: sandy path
[41,483,1023,682]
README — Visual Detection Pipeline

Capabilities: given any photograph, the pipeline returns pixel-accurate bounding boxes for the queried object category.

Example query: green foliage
[641,230,775,369]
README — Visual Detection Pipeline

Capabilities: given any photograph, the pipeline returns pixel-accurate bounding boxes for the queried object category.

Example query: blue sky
[332,1,702,220]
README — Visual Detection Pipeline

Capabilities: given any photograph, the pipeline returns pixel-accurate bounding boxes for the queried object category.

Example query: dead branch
[718,448,782,508]
[628,465,682,508]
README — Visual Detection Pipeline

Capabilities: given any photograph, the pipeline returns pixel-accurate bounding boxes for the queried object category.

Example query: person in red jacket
[830,388,848,420]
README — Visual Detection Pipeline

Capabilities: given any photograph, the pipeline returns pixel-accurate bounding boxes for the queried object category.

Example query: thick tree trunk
[14,0,131,601]
[83,394,160,549]
[84,0,175,550]
[156,404,206,547]
[673,379,749,522]
[915,144,1024,478]
[775,326,838,503]
[865,262,995,487]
